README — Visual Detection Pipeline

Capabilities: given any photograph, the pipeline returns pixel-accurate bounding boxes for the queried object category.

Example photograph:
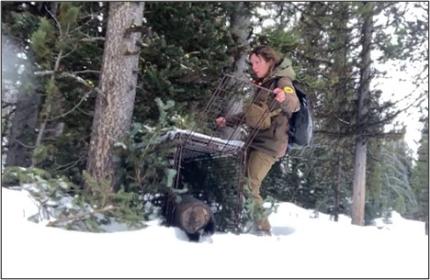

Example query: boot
[255,218,271,236]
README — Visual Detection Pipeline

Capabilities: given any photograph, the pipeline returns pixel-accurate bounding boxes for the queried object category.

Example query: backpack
[288,80,313,147]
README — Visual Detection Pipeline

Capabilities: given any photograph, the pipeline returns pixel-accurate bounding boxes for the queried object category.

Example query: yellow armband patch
[283,86,295,94]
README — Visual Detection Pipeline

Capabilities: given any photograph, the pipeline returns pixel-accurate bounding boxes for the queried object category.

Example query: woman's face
[249,53,272,79]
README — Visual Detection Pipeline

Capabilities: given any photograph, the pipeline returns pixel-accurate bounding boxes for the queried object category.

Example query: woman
[216,45,300,235]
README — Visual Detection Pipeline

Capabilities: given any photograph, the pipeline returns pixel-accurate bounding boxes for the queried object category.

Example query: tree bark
[217,3,252,140]
[230,2,252,79]
[351,2,373,225]
[86,2,144,189]
[334,154,341,222]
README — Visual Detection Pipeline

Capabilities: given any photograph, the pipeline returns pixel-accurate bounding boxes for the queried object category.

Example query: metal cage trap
[159,74,279,231]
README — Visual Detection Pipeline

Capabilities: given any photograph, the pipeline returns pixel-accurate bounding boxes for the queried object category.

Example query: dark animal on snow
[162,193,215,242]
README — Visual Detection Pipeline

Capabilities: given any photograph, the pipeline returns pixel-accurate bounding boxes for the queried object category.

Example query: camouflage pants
[246,149,277,232]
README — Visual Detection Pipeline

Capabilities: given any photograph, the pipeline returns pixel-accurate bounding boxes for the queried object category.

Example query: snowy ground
[2,187,428,278]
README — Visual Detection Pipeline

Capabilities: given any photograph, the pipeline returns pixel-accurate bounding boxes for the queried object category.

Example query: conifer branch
[47,89,92,121]
[54,156,85,171]
[13,138,37,149]
[61,44,79,59]
[73,70,100,75]
[34,71,103,96]
[33,70,55,76]
[33,49,63,161]
[59,72,103,96]
[54,50,63,74]
[45,5,62,38]
[80,36,105,43]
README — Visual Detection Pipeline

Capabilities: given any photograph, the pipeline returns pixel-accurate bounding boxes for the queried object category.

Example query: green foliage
[30,17,56,66]
[135,2,235,122]
[3,9,40,46]
[8,2,102,184]
[31,144,54,166]
[366,139,417,222]
[115,122,176,194]
[42,78,61,116]
[82,170,112,208]
[116,98,182,194]
[58,3,80,29]
[256,28,299,55]
[106,97,194,227]
[82,171,147,228]
[2,166,148,231]
[410,118,429,222]
[2,166,53,186]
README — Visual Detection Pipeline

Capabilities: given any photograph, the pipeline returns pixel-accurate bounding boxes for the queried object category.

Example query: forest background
[1,2,428,233]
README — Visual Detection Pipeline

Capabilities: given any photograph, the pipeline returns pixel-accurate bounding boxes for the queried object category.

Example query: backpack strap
[261,76,281,90]
[270,108,282,117]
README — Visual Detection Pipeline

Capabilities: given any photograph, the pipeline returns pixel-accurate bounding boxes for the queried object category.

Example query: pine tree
[367,139,417,222]
[134,2,235,123]
[410,117,429,234]
[3,2,106,181]
[350,2,428,225]
[318,2,356,220]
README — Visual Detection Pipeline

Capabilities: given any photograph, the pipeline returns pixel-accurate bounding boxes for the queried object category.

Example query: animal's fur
[162,193,215,242]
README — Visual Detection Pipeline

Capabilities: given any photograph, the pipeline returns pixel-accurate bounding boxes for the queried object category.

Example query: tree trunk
[351,2,373,225]
[86,2,144,189]
[230,2,252,79]
[334,154,341,222]
[217,3,252,140]
[351,140,367,225]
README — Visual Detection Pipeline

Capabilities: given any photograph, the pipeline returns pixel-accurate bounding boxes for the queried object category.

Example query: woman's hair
[249,45,283,80]
[249,45,282,66]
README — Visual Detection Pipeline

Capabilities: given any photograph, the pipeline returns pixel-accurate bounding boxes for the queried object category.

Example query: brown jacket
[249,58,300,158]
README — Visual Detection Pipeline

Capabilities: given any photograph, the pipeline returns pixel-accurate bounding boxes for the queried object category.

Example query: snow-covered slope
[2,187,428,278]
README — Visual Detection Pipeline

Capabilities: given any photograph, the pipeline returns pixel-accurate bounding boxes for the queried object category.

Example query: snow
[2,187,428,278]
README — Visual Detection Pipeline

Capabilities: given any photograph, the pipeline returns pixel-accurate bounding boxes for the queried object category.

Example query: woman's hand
[273,88,286,103]
[216,116,226,128]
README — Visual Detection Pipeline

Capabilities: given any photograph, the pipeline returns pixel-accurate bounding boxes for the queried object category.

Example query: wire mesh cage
[160,74,279,232]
